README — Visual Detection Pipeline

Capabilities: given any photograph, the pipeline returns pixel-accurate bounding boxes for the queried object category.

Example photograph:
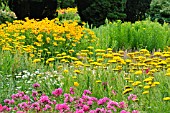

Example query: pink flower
[83,90,92,95]
[33,83,40,88]
[43,104,51,111]
[87,100,93,106]
[52,88,63,97]
[0,104,3,112]
[83,105,89,112]
[75,109,84,113]
[70,87,75,94]
[39,95,51,104]
[119,101,127,109]
[4,99,10,104]
[32,91,38,97]
[112,90,117,95]
[128,94,137,101]
[55,103,69,111]
[97,97,109,105]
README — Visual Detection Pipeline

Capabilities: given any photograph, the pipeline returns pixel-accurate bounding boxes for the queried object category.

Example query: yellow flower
[134,70,143,75]
[72,76,77,79]
[132,81,141,86]
[63,70,69,73]
[165,73,170,76]
[143,85,150,89]
[33,59,41,63]
[74,82,79,87]
[122,88,132,94]
[163,97,170,101]
[74,70,81,74]
[96,80,102,83]
[142,91,149,94]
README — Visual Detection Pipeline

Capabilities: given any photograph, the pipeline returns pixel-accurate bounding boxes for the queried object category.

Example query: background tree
[77,0,126,27]
[149,0,170,24]
[8,0,58,20]
[125,0,152,22]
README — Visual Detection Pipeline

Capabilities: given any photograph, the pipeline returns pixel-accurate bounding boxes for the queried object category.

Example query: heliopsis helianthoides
[132,81,141,86]
[134,70,143,75]
[143,85,150,89]
[165,73,170,76]
[74,70,81,74]
[46,57,55,64]
[163,97,170,101]
[32,58,41,63]
[123,86,132,95]
[63,69,69,73]
[96,80,102,83]
[142,91,149,94]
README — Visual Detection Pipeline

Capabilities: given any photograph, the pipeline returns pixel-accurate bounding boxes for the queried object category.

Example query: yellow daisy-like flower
[132,81,141,86]
[143,85,150,89]
[63,70,69,73]
[74,70,81,74]
[96,80,102,83]
[142,91,149,94]
[122,88,132,95]
[72,76,77,79]
[134,70,143,75]
[165,73,170,76]
[74,82,79,87]
[33,59,41,63]
[163,97,170,101]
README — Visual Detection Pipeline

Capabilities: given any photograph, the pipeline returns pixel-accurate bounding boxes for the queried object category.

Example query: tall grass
[92,19,170,51]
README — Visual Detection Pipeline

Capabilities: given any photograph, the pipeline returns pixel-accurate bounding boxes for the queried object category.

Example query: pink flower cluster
[0,84,139,113]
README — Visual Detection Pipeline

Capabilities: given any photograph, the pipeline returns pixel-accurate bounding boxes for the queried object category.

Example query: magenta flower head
[39,95,50,104]
[52,88,63,97]
[119,101,127,109]
[128,94,137,101]
[75,109,84,113]
[0,104,3,112]
[55,103,69,111]
[70,87,75,94]
[83,105,89,112]
[32,91,38,97]
[33,83,40,88]
[83,90,92,95]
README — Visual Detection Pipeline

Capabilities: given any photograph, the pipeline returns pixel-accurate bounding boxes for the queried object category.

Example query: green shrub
[92,19,170,51]
[77,0,126,27]
[149,0,170,24]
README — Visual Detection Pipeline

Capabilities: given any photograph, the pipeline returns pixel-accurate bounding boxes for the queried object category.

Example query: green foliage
[149,0,170,24]
[77,0,126,27]
[92,19,170,51]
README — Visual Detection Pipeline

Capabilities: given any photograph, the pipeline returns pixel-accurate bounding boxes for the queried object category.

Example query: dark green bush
[149,0,170,24]
[77,0,126,27]
[125,0,152,23]
[8,0,58,20]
